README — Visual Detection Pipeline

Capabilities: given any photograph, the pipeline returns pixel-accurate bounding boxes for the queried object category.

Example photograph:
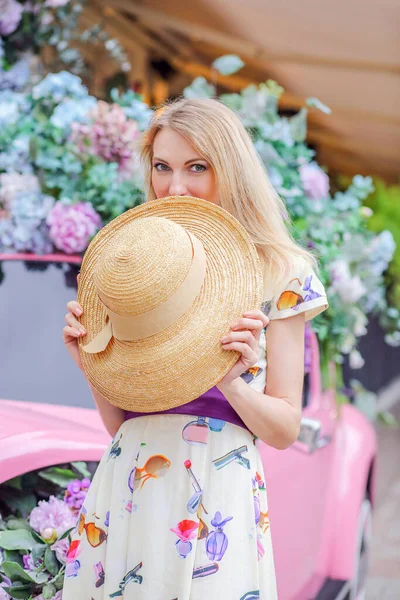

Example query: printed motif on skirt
[62,414,278,599]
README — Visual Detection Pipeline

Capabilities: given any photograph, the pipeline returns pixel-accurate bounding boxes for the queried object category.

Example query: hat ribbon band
[82,232,207,354]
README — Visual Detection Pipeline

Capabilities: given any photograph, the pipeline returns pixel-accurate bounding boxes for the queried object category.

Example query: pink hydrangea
[51,537,70,564]
[299,162,330,201]
[29,496,76,538]
[46,202,102,254]
[71,101,139,173]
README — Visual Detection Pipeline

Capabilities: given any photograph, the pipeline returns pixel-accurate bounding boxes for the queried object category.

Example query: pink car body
[0,253,377,600]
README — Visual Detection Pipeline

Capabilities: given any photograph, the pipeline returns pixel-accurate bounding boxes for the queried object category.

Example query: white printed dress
[62,258,328,600]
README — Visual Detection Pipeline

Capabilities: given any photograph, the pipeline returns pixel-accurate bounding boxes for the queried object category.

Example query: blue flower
[51,96,97,131]
[32,71,89,103]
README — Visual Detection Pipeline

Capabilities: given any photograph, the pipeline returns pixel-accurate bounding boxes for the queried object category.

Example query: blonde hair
[139,97,317,295]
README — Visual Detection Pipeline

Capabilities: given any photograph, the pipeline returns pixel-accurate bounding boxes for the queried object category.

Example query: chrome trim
[294,417,332,454]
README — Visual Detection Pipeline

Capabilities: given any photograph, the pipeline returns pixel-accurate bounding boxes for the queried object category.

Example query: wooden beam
[84,2,176,60]
[170,59,400,127]
[99,0,400,75]
[307,130,399,162]
[320,152,398,181]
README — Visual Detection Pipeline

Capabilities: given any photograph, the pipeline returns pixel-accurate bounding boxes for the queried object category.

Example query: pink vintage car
[0,254,377,600]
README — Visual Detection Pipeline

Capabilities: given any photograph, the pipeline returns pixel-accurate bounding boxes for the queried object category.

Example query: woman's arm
[217,312,305,449]
[63,299,126,438]
[88,382,126,438]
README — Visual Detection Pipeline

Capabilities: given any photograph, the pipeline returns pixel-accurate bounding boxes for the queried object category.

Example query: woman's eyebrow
[152,157,206,165]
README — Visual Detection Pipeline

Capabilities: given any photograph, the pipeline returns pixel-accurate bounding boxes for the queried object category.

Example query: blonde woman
[62,98,328,599]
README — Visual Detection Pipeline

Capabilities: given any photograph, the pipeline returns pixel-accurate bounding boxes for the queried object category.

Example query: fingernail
[80,328,86,335]
[75,308,83,316]
[73,329,81,336]
[221,337,228,343]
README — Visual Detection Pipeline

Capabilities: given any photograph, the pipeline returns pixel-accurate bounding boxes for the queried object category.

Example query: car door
[257,330,337,600]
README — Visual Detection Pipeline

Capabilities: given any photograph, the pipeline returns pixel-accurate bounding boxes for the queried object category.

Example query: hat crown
[93,216,193,316]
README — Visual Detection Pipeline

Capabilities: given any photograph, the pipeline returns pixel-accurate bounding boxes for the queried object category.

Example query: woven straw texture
[77,196,263,412]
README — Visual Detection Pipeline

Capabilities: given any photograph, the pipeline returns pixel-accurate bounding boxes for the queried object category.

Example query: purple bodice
[124,385,247,430]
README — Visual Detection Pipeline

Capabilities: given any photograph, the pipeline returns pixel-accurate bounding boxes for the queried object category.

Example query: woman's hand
[217,309,269,389]
[63,300,87,371]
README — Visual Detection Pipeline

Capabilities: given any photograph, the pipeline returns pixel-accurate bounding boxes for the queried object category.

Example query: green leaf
[44,548,59,576]
[289,108,308,143]
[31,531,44,545]
[2,494,37,518]
[212,54,245,76]
[31,543,46,565]
[0,530,36,551]
[42,583,57,599]
[183,76,215,99]
[377,411,399,427]
[2,550,23,565]
[0,561,35,583]
[5,477,23,490]
[6,519,30,531]
[38,467,78,487]
[71,461,90,478]
[58,527,74,540]
[306,97,332,114]
[2,584,32,599]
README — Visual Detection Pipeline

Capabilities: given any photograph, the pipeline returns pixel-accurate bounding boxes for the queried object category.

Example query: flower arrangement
[0,462,93,600]
[0,70,149,253]
[0,0,130,88]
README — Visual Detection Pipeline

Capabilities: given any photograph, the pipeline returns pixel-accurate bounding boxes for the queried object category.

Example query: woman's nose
[169,173,188,196]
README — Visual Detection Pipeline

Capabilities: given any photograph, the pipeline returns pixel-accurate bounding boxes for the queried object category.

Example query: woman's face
[151,127,218,204]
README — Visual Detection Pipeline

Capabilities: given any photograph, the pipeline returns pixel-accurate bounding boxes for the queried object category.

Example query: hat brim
[77,196,263,412]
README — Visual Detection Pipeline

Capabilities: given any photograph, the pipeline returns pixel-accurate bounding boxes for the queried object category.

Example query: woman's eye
[153,163,170,172]
[190,164,206,173]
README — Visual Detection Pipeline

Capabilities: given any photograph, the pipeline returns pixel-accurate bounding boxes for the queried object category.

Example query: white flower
[330,260,367,304]
[349,349,365,370]
[353,308,368,337]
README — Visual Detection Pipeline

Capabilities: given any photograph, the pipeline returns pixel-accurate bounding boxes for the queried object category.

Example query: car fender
[323,403,377,581]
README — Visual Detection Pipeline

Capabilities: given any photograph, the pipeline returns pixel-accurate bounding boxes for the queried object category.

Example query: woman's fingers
[67,300,83,316]
[231,318,264,332]
[233,310,269,329]
[220,341,258,366]
[63,325,84,339]
[221,330,258,352]
[65,312,86,334]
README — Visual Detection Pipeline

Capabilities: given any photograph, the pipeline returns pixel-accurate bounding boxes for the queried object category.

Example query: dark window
[0,260,92,408]
[302,373,310,408]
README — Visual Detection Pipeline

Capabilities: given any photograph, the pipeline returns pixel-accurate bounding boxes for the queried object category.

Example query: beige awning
[87,0,400,182]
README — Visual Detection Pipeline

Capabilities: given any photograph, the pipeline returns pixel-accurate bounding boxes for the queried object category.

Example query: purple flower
[64,478,91,513]
[299,162,329,201]
[0,0,23,36]
[46,202,102,254]
[0,575,11,600]
[51,537,70,564]
[22,554,35,571]
[32,592,63,600]
[29,496,76,538]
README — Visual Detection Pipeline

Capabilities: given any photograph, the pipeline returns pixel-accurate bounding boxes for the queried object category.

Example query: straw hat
[77,196,263,412]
